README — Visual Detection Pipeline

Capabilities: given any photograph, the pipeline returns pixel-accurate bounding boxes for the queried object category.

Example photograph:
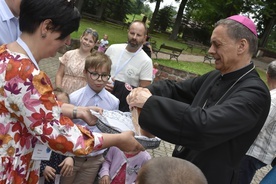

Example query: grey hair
[267,60,276,80]
[214,19,258,56]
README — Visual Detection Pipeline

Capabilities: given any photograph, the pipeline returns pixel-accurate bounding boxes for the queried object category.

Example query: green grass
[154,59,267,84]
[154,59,215,75]
[71,18,198,54]
[71,18,267,84]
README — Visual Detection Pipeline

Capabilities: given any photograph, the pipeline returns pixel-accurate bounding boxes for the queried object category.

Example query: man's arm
[139,80,151,87]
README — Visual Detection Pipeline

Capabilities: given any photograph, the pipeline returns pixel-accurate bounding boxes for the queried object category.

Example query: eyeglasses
[86,70,110,82]
[84,28,99,41]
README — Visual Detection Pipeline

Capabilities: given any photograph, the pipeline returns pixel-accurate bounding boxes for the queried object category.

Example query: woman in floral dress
[55,28,98,94]
[0,0,143,183]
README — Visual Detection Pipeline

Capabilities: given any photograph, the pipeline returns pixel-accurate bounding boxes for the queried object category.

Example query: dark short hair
[20,0,80,40]
[215,19,258,56]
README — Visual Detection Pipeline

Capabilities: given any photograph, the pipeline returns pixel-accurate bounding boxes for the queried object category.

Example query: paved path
[39,52,274,184]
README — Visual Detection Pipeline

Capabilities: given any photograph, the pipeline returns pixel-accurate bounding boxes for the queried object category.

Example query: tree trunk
[96,0,108,19]
[75,0,84,13]
[259,16,276,48]
[169,0,187,40]
[148,0,161,34]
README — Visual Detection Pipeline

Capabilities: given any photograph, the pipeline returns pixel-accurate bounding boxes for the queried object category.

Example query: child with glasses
[61,51,120,184]
[55,28,99,94]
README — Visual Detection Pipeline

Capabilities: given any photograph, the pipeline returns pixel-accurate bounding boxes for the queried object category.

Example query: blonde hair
[81,28,99,42]
[136,157,207,184]
[153,62,159,69]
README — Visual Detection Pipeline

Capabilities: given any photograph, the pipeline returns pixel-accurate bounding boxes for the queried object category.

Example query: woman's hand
[101,131,144,152]
[77,106,103,126]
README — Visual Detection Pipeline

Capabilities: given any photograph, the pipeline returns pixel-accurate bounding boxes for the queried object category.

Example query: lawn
[71,18,267,84]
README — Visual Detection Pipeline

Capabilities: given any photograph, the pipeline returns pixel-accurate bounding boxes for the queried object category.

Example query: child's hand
[43,166,56,182]
[99,175,110,184]
[59,157,74,177]
[105,80,114,92]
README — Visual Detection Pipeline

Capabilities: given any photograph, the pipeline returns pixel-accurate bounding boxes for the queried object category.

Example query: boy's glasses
[86,70,110,82]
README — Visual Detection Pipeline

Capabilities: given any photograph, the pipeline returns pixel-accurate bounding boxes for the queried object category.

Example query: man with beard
[105,20,153,112]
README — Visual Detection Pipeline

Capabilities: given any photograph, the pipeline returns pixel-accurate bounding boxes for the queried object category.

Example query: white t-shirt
[105,43,153,87]
[99,39,109,47]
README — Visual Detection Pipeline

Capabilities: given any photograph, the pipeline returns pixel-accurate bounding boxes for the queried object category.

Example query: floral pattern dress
[0,45,103,184]
[59,49,87,94]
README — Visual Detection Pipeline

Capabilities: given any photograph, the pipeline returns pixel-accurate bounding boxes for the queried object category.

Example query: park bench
[150,40,158,52]
[153,43,184,62]
[185,41,209,54]
[203,54,213,65]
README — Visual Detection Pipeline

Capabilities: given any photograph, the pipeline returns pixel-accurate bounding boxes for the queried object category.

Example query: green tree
[169,0,187,40]
[82,0,134,22]
[148,0,163,34]
[244,0,276,48]
[154,5,176,32]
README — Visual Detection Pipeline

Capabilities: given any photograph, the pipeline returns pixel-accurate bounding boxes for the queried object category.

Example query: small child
[135,157,208,184]
[152,62,159,82]
[98,146,151,184]
[39,88,74,184]
[97,34,109,53]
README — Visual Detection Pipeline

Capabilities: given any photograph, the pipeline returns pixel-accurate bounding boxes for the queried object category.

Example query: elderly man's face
[208,25,241,74]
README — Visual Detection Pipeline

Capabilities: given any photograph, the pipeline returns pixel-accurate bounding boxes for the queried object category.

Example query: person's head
[84,51,112,93]
[127,20,148,52]
[53,87,69,103]
[135,157,207,184]
[266,60,276,90]
[153,62,159,69]
[19,0,80,58]
[208,15,258,74]
[5,0,21,17]
[103,34,108,41]
[80,28,98,53]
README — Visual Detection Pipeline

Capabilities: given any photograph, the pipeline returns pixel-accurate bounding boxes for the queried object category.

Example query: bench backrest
[160,44,183,53]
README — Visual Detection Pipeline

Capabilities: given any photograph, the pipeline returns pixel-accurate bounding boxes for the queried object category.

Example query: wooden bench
[153,43,184,62]
[150,40,158,53]
[203,54,213,65]
[185,41,209,53]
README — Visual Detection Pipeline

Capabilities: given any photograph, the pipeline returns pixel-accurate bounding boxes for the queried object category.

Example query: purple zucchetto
[227,15,257,37]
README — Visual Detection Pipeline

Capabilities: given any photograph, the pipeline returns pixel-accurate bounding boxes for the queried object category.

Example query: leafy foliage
[82,0,134,22]
[154,5,177,32]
